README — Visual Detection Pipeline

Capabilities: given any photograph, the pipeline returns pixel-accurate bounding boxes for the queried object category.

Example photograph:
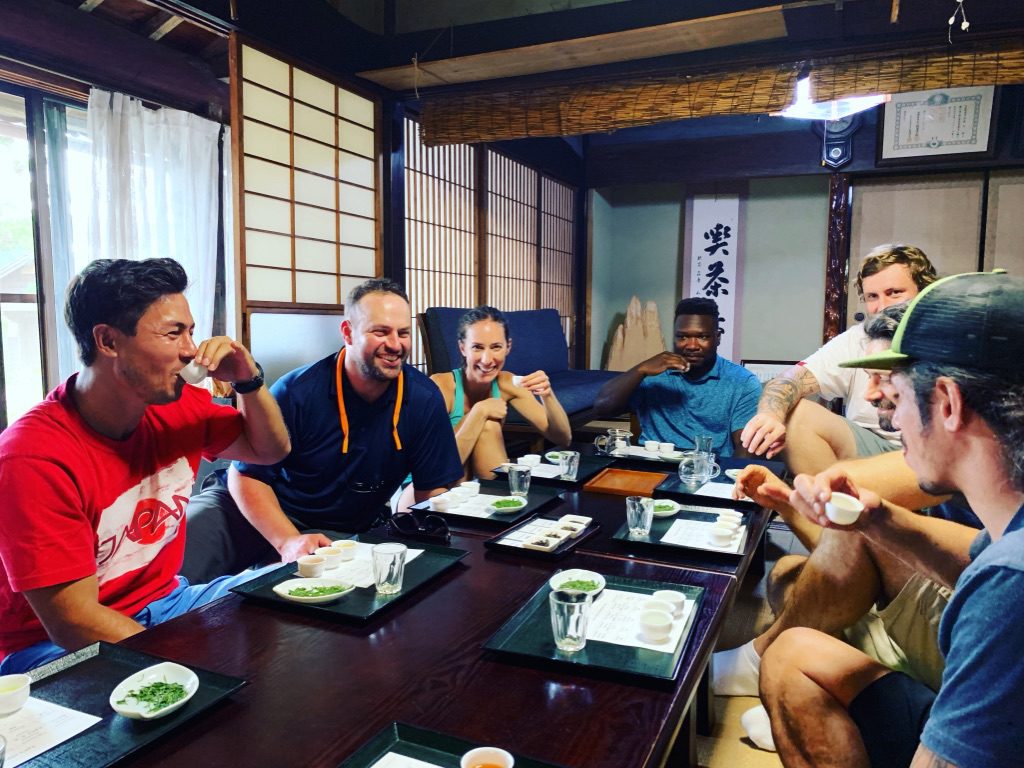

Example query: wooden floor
[698,523,810,768]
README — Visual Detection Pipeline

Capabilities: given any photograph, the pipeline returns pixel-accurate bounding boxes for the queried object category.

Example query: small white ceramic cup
[511,375,524,387]
[460,481,481,496]
[652,590,686,617]
[429,495,451,512]
[825,492,865,525]
[331,539,358,561]
[644,440,659,452]
[658,442,675,455]
[297,555,325,578]
[642,599,675,616]
[518,454,542,467]
[716,510,744,523]
[710,523,737,546]
[314,546,342,570]
[640,609,674,643]
[0,673,31,715]
[461,746,515,768]
[179,359,208,385]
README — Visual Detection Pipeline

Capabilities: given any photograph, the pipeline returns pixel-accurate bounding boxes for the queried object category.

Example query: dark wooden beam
[0,0,228,119]
[824,173,850,343]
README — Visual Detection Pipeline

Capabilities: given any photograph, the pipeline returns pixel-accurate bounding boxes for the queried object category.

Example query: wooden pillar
[824,172,851,344]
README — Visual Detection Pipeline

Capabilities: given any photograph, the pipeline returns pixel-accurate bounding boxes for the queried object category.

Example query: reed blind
[404,115,478,370]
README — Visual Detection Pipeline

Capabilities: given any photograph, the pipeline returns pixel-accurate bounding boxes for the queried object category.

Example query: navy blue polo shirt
[235,351,462,531]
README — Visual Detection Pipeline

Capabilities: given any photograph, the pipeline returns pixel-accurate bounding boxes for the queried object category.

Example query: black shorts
[849,672,937,768]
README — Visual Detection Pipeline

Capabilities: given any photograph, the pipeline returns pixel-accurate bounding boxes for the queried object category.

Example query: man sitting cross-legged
[761,270,1024,767]
[712,304,980,751]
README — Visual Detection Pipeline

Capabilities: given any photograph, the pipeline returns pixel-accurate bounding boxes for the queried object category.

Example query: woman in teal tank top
[430,306,572,480]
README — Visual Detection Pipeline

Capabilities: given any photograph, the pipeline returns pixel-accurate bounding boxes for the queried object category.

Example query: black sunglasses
[388,511,451,544]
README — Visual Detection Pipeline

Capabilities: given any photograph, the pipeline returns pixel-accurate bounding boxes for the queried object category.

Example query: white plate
[724,468,742,480]
[272,577,355,604]
[548,569,606,596]
[489,496,528,514]
[544,451,563,464]
[658,451,685,462]
[110,662,199,720]
[652,499,681,518]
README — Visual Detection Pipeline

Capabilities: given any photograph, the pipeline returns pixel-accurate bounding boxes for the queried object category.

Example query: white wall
[589,176,830,369]
[589,184,684,368]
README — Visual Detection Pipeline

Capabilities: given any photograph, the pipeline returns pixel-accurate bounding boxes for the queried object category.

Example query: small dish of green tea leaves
[489,496,528,514]
[109,662,199,720]
[272,578,355,604]
[548,569,606,596]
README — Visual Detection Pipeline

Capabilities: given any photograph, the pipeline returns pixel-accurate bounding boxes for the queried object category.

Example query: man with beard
[761,271,1024,767]
[593,297,760,457]
[712,303,980,752]
[182,279,463,582]
[0,258,291,673]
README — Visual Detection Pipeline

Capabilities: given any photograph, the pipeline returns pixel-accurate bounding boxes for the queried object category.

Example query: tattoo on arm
[757,367,820,420]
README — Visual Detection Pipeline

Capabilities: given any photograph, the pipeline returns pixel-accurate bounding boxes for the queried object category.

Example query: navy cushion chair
[418,307,619,428]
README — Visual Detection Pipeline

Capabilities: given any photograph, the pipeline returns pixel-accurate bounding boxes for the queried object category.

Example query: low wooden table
[114,536,735,768]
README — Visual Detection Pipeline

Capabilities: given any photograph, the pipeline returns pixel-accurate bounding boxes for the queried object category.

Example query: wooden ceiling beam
[0,0,228,119]
[78,0,106,11]
[358,5,789,91]
[143,12,185,41]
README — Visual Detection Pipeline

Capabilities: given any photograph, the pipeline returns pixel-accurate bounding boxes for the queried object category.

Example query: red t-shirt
[0,378,243,659]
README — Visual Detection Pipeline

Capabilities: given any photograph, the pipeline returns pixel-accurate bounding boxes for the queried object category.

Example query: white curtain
[55,89,223,379]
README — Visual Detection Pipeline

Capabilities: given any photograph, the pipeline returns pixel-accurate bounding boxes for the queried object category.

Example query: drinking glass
[677,450,721,487]
[693,434,714,461]
[507,464,531,497]
[0,733,6,767]
[626,495,654,537]
[372,542,408,595]
[549,589,592,652]
[557,450,581,480]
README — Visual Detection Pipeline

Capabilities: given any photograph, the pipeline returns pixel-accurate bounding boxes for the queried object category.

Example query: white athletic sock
[740,704,777,752]
[711,640,761,696]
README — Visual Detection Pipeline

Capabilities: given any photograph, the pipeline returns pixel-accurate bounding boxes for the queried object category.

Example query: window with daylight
[403,116,578,370]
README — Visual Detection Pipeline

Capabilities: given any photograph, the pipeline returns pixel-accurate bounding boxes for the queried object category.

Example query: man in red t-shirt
[0,258,290,673]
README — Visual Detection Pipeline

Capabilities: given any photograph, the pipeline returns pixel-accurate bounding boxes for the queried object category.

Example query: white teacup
[642,599,675,616]
[461,746,515,768]
[331,539,358,561]
[825,492,865,525]
[297,555,325,578]
[658,442,675,455]
[460,481,481,496]
[652,590,686,617]
[710,523,738,546]
[518,454,542,467]
[314,546,342,569]
[639,610,674,643]
[644,440,659,452]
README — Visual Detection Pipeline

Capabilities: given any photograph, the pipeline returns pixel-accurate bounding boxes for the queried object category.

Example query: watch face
[825,115,857,136]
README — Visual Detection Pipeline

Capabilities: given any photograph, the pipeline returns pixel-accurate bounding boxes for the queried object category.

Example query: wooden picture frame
[877,85,997,165]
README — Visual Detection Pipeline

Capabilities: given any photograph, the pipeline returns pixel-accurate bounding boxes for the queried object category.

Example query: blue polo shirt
[629,355,761,457]
[235,351,462,531]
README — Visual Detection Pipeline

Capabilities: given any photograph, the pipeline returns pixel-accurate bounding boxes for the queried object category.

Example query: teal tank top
[450,368,500,427]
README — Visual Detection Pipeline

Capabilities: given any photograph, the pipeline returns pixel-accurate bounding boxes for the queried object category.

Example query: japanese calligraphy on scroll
[687,195,741,360]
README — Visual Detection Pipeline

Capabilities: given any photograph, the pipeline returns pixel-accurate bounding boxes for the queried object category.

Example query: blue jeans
[0,565,278,674]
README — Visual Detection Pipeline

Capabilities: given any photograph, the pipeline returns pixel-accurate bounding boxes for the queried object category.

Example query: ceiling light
[773,77,889,121]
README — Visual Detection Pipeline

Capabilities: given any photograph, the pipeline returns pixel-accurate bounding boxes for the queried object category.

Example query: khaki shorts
[844,572,951,692]
[846,418,901,458]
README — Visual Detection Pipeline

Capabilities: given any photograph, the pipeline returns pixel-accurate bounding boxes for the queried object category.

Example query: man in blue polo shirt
[593,297,760,457]
[181,279,463,583]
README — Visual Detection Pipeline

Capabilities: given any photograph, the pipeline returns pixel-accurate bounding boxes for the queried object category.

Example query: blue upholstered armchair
[418,307,619,427]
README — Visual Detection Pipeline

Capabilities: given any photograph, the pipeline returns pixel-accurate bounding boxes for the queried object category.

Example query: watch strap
[232,361,265,395]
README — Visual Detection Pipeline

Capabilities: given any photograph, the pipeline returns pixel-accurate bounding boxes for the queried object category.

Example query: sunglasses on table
[387,511,451,545]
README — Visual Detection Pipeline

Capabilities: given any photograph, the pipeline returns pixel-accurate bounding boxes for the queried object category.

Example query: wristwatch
[232,362,265,394]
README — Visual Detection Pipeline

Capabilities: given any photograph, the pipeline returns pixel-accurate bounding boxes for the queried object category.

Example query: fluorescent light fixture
[773,77,889,120]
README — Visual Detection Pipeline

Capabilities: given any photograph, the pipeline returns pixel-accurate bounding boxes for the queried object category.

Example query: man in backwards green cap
[759,271,1024,768]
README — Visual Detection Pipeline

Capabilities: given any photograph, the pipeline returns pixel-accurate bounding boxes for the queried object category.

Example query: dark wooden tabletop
[114,535,736,768]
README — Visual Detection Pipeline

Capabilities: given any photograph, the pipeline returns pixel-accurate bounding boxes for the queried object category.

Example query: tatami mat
[698,525,809,768]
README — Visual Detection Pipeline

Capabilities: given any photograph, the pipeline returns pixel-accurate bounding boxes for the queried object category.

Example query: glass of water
[549,589,592,652]
[372,542,408,595]
[626,495,655,537]
[557,450,581,480]
[507,464,531,497]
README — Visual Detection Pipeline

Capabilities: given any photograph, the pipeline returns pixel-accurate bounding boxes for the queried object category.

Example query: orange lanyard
[335,348,404,454]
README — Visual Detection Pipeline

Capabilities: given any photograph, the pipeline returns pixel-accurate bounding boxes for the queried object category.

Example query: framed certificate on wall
[879,86,996,162]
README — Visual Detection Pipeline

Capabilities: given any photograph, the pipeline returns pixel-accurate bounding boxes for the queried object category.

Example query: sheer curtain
[54,89,224,380]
